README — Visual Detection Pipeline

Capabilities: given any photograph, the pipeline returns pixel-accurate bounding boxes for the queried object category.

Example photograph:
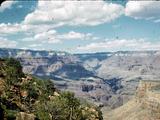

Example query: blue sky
[0,0,160,53]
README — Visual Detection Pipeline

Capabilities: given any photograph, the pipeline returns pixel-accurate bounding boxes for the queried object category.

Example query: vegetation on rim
[0,58,103,120]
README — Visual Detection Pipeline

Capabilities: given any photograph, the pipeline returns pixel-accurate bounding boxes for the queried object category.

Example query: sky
[0,0,160,53]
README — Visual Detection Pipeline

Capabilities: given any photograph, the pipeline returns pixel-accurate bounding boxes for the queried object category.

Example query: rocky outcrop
[16,112,36,120]
[82,84,94,92]
[136,80,160,102]
[136,80,160,119]
[103,80,160,120]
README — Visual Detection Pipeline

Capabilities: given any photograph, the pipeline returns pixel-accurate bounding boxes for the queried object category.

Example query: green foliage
[35,91,104,120]
[60,92,82,120]
[0,58,103,120]
[5,67,19,86]
[5,58,24,78]
[34,103,51,120]
[5,109,17,120]
[35,92,83,120]
[0,58,24,86]
[44,80,55,95]
[0,100,19,120]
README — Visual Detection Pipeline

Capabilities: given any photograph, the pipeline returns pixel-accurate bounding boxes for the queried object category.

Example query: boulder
[16,112,35,120]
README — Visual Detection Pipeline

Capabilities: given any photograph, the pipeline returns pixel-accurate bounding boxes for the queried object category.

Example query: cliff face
[103,80,160,120]
[136,80,160,119]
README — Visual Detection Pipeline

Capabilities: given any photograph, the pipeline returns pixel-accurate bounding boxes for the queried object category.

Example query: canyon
[103,80,160,120]
[0,48,160,110]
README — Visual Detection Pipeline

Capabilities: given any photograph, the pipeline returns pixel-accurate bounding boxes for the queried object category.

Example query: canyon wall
[136,80,160,119]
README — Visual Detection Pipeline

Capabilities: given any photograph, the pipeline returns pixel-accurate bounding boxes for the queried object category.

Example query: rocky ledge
[103,80,160,120]
[136,80,160,119]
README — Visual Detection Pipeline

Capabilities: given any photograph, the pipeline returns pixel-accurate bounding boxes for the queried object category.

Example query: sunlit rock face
[136,80,160,119]
[103,80,160,120]
[1,48,160,109]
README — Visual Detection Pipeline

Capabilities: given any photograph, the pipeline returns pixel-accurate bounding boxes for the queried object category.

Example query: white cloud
[0,37,17,48]
[77,39,160,53]
[0,23,34,35]
[34,30,61,44]
[28,44,42,48]
[24,1,124,26]
[21,37,35,42]
[125,1,160,21]
[21,30,97,44]
[0,1,17,12]
[57,31,93,40]
[0,23,21,35]
[0,22,58,36]
[21,30,61,44]
[34,30,56,40]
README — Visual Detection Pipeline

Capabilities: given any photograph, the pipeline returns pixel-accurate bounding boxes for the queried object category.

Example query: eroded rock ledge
[136,80,160,119]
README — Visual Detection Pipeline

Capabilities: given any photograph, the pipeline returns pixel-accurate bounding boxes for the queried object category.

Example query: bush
[5,110,17,120]
[0,59,103,120]
[35,92,83,120]
[2,58,24,86]
[5,58,24,78]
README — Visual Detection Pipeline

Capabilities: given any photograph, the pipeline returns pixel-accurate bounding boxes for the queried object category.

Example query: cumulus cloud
[22,30,97,44]
[0,23,57,36]
[0,1,17,12]
[28,44,42,48]
[0,1,124,46]
[77,39,160,53]
[24,1,124,26]
[57,31,93,40]
[125,1,160,21]
[0,37,17,48]
[0,1,124,36]
[21,30,61,44]
[0,23,21,35]
[0,23,26,35]
[34,30,61,44]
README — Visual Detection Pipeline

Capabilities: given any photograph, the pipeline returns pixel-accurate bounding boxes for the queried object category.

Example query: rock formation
[1,48,160,109]
[103,80,160,120]
[136,80,160,119]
